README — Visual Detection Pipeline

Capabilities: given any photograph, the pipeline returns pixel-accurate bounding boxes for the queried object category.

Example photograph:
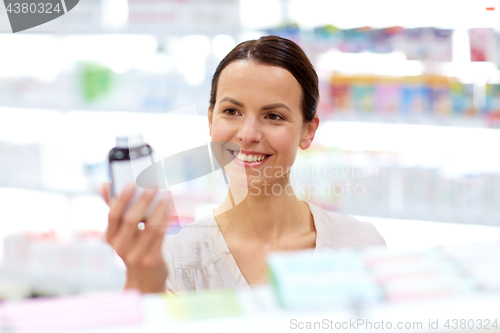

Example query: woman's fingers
[126,198,169,268]
[113,188,157,259]
[123,188,158,224]
[146,200,172,264]
[150,195,172,236]
[100,183,111,206]
[106,183,136,245]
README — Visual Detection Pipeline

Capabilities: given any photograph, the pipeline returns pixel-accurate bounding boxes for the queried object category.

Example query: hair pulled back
[209,35,319,123]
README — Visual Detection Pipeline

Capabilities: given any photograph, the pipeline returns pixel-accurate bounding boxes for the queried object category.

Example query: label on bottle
[110,154,160,219]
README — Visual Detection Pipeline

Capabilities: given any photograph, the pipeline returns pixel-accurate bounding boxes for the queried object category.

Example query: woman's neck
[214,177,313,248]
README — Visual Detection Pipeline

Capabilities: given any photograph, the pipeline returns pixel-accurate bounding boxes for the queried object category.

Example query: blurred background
[1,0,500,300]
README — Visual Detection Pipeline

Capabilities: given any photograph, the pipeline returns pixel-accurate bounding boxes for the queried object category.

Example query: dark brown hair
[209,35,319,123]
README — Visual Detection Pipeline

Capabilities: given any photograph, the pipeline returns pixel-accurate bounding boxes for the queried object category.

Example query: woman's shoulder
[307,201,386,248]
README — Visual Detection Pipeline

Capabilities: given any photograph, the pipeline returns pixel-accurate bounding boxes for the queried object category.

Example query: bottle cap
[116,133,146,149]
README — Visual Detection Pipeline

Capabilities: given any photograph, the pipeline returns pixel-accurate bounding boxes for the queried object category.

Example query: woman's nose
[236,116,262,145]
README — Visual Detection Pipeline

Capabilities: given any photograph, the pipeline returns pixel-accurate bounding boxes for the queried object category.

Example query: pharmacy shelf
[0,0,241,36]
[2,231,500,332]
[135,292,500,333]
[0,269,125,299]
[2,285,500,333]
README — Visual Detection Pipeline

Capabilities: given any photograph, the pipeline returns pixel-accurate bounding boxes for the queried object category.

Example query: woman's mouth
[228,149,272,166]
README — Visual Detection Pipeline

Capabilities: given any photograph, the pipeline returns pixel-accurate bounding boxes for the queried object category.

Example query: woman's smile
[228,149,273,167]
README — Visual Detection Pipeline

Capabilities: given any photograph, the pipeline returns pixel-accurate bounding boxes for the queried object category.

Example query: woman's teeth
[231,150,268,162]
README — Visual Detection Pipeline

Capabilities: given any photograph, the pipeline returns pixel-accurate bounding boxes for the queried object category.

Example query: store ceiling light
[101,0,129,30]
[175,35,211,86]
[59,34,157,74]
[0,35,60,81]
[316,50,424,76]
[212,35,236,59]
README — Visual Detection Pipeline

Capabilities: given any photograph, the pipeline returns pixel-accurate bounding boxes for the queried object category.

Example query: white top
[162,201,386,294]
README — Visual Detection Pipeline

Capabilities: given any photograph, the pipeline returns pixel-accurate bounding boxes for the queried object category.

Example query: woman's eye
[268,113,284,121]
[223,108,238,116]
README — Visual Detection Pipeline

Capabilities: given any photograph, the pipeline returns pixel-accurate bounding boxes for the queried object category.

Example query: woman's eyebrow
[261,103,292,113]
[220,97,292,113]
[220,97,243,107]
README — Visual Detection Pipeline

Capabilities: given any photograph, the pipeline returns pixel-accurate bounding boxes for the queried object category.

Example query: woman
[101,35,386,294]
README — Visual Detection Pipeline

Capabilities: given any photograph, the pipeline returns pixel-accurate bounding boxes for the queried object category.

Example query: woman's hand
[100,183,172,293]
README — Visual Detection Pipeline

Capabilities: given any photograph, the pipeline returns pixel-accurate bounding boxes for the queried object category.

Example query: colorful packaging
[317,80,334,119]
[351,76,375,113]
[369,28,398,54]
[401,76,430,116]
[449,79,475,116]
[428,75,452,116]
[375,77,401,116]
[338,26,371,53]
[264,23,301,42]
[496,31,500,68]
[313,24,341,43]
[403,28,432,61]
[309,25,342,54]
[469,28,497,62]
[1,290,143,332]
[432,28,453,62]
[267,249,382,309]
[484,84,500,113]
[329,74,352,113]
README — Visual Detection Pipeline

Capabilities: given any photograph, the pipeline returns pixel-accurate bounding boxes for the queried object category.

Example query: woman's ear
[208,106,213,137]
[299,114,320,150]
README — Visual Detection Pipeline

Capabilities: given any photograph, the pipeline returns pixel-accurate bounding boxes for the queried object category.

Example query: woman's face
[208,60,318,191]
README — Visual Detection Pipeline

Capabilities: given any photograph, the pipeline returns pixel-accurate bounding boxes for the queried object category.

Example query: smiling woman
[101,35,386,295]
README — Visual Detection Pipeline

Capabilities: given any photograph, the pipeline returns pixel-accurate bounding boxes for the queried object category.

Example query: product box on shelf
[375,77,401,116]
[267,241,500,310]
[1,231,125,297]
[484,84,500,113]
[428,75,452,116]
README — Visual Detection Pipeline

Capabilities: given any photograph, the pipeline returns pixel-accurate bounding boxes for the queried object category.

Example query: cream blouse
[162,201,386,294]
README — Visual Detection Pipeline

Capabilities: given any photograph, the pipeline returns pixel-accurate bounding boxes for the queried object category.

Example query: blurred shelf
[0,0,242,36]
[0,268,125,299]
[1,276,500,332]
[321,112,490,128]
